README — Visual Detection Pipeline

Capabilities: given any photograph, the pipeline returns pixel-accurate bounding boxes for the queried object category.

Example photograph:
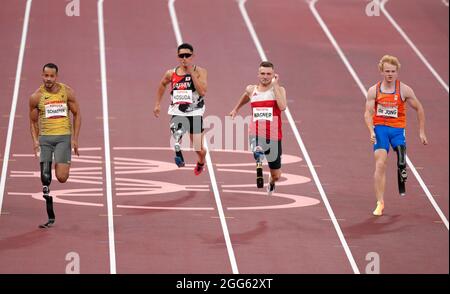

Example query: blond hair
[378,55,401,71]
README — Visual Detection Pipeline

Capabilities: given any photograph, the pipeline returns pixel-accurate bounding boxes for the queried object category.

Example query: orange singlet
[373,80,406,128]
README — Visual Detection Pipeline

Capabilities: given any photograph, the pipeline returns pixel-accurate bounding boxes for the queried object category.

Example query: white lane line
[168,0,239,274]
[97,0,117,274]
[239,0,360,274]
[381,0,449,93]
[309,0,449,230]
[0,0,32,213]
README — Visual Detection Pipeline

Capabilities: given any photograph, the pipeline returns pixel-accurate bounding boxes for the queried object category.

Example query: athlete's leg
[250,137,265,188]
[170,116,187,167]
[39,136,56,228]
[373,149,388,216]
[372,126,389,216]
[267,140,282,196]
[191,132,206,164]
[191,131,206,176]
[391,128,407,196]
[54,135,72,183]
[374,149,388,202]
[190,116,206,175]
[395,145,407,195]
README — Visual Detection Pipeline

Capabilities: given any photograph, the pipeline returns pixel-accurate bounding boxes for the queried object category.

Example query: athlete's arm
[186,64,207,97]
[154,70,172,118]
[229,85,253,119]
[29,91,40,158]
[402,83,428,145]
[364,85,377,144]
[67,86,81,156]
[272,74,287,111]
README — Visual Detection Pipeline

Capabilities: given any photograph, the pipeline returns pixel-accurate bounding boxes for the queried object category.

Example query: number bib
[45,103,68,118]
[376,104,398,118]
[172,90,193,104]
[253,107,273,121]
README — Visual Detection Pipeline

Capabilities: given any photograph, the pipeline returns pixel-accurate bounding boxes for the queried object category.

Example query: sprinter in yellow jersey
[29,63,81,228]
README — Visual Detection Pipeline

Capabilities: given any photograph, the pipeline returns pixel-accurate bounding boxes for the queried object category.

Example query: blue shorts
[373,125,406,152]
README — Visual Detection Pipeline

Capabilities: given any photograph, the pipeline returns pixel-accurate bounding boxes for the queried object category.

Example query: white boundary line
[381,0,449,93]
[309,0,449,230]
[168,0,239,274]
[0,0,32,213]
[97,0,117,274]
[239,0,360,274]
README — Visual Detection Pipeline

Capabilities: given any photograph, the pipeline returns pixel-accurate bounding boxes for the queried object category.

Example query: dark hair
[42,63,59,73]
[259,61,274,69]
[177,43,194,53]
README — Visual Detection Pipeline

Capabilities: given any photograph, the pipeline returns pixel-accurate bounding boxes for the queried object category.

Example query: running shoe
[194,162,205,176]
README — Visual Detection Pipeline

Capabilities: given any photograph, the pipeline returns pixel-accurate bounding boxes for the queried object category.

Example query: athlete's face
[381,63,398,83]
[42,67,58,89]
[258,66,274,86]
[177,49,194,67]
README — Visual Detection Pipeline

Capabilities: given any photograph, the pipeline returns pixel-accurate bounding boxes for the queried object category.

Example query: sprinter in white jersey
[153,43,208,175]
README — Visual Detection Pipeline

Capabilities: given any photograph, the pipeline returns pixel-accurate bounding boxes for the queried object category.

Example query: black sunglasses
[178,53,193,59]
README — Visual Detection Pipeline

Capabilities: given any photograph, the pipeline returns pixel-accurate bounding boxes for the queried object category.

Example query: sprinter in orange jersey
[364,55,428,216]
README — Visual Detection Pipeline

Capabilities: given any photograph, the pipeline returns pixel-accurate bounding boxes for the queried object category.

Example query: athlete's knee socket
[395,145,407,169]
[170,123,184,142]
[40,162,52,186]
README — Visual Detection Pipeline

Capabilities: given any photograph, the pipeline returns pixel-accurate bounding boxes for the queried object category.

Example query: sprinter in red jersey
[230,61,287,195]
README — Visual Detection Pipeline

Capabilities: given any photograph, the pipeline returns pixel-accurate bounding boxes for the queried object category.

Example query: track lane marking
[0,0,32,213]
[97,0,118,274]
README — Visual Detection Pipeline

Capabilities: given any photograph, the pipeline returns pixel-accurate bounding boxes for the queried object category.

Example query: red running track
[0,0,447,274]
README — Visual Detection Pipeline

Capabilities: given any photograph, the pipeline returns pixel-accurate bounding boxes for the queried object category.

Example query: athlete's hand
[33,140,40,158]
[271,74,280,85]
[420,132,428,145]
[185,63,195,74]
[72,140,80,156]
[229,109,238,119]
[153,104,161,118]
[370,131,376,144]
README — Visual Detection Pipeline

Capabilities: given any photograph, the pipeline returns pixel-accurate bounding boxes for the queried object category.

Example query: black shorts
[250,137,282,170]
[171,115,204,134]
